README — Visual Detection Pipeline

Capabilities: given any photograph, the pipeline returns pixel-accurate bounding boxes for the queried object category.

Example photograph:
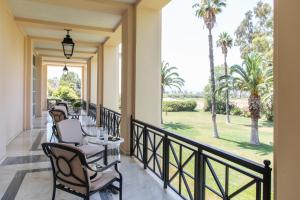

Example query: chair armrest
[86,160,120,173]
[60,140,80,146]
[81,126,95,137]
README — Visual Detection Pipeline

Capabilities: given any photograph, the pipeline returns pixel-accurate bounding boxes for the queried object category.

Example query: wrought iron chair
[56,119,104,163]
[49,108,68,142]
[56,102,79,119]
[42,142,122,200]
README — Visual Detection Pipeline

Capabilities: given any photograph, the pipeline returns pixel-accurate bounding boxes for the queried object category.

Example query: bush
[53,85,79,101]
[73,101,82,108]
[162,100,197,112]
[231,107,243,116]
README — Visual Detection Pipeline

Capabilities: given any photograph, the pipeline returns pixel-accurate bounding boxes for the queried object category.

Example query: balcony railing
[100,105,121,137]
[130,117,272,200]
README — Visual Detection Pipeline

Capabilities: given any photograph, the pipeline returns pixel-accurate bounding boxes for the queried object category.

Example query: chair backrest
[49,109,67,124]
[57,102,69,113]
[54,105,68,117]
[57,119,84,144]
[42,142,90,195]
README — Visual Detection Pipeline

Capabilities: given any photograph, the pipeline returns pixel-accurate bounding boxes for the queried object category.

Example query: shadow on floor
[163,122,193,131]
[220,138,273,156]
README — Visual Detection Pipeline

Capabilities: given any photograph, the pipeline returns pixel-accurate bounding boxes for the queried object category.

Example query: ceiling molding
[30,36,100,47]
[31,0,132,15]
[40,54,88,60]
[43,60,87,65]
[35,48,96,55]
[15,17,114,36]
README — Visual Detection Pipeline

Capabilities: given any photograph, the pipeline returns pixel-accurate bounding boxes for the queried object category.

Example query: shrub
[162,100,197,112]
[73,101,82,108]
[52,85,79,102]
[231,107,243,116]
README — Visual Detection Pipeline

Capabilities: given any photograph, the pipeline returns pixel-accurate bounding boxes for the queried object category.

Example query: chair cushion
[90,169,118,191]
[57,119,84,144]
[78,144,104,156]
[54,105,68,116]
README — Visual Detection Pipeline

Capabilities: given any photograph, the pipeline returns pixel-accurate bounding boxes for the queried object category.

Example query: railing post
[130,116,134,156]
[143,125,148,169]
[163,136,170,189]
[99,104,102,127]
[263,160,272,200]
[194,148,205,200]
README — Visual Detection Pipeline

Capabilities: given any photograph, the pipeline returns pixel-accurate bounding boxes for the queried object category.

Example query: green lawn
[162,110,273,199]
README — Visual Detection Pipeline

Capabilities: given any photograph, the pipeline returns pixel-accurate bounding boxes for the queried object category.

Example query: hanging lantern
[63,64,68,75]
[61,29,75,59]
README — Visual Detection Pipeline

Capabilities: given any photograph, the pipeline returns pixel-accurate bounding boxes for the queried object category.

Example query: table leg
[104,145,108,165]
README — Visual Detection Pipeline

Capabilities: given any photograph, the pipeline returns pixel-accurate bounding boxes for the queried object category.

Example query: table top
[87,137,124,145]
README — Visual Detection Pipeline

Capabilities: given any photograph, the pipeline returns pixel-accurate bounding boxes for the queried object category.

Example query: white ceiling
[7,0,136,63]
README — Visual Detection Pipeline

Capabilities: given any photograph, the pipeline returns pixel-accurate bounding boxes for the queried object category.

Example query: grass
[161,110,273,200]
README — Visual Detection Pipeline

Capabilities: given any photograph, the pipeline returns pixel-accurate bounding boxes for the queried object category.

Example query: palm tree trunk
[224,53,230,123]
[161,86,164,124]
[250,117,260,145]
[208,28,219,138]
[249,94,261,145]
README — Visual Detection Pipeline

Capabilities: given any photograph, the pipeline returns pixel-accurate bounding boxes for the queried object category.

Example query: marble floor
[0,113,179,200]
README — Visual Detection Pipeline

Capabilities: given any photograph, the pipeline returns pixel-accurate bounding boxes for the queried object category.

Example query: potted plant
[73,101,82,114]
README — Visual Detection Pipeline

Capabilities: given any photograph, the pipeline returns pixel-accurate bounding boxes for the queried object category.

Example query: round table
[87,137,124,167]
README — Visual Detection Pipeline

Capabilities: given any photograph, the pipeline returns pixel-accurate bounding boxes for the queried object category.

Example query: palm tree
[220,54,265,145]
[217,32,233,123]
[161,61,185,123]
[193,0,226,138]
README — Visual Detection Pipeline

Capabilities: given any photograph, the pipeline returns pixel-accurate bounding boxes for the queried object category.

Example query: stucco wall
[0,0,25,159]
[274,0,300,199]
[90,56,97,104]
[135,7,161,126]
[103,45,119,111]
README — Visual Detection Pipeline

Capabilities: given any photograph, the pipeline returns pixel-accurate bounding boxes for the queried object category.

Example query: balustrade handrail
[131,117,272,200]
[132,118,267,173]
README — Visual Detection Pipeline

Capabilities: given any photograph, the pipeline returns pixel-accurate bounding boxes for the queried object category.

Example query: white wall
[103,45,119,111]
[90,56,97,104]
[135,7,162,126]
[0,0,25,159]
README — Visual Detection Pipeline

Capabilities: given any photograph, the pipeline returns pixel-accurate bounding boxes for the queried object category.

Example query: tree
[52,85,79,102]
[217,32,233,123]
[161,61,185,123]
[220,54,266,145]
[193,0,226,138]
[235,1,273,64]
[60,72,81,97]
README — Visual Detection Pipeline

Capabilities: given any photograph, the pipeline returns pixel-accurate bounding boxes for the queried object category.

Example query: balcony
[1,0,300,199]
[0,112,178,200]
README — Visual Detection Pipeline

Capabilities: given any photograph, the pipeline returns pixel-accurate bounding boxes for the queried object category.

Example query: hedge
[163,100,197,112]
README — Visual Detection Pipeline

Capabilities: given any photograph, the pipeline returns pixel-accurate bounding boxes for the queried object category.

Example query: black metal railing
[100,105,121,137]
[130,117,272,200]
[88,103,97,120]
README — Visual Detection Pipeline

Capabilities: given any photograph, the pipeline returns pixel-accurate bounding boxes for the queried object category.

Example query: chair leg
[85,196,90,200]
[52,186,56,200]
[119,178,122,200]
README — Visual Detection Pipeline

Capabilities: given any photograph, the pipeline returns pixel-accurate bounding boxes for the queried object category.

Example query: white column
[23,37,33,130]
[135,6,162,126]
[41,64,48,111]
[96,45,104,126]
[86,58,92,112]
[120,7,135,154]
[274,0,300,199]
[35,55,42,117]
[103,45,120,111]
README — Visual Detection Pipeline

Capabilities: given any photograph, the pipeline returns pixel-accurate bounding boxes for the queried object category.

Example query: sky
[48,66,82,79]
[161,0,273,93]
